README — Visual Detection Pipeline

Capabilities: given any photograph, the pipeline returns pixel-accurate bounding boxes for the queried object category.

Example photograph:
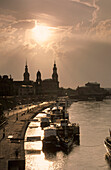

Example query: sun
[31,21,51,43]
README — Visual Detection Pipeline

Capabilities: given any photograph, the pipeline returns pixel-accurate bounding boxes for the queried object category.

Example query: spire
[25,59,28,72]
[23,60,30,82]
[26,59,27,66]
[52,61,58,82]
[36,70,41,85]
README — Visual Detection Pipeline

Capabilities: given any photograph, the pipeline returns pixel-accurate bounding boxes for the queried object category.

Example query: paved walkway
[0,102,52,170]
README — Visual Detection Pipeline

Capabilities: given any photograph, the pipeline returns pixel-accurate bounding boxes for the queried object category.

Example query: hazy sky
[0,0,111,88]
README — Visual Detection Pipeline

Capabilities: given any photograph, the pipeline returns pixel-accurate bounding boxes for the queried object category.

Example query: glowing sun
[32,22,51,43]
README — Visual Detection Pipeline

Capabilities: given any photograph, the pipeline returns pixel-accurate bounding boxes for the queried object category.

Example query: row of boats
[41,104,111,158]
[40,102,80,153]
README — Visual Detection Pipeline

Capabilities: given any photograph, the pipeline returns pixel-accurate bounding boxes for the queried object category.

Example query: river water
[24,99,111,170]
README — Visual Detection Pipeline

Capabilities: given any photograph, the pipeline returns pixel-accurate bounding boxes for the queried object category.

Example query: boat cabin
[44,127,57,138]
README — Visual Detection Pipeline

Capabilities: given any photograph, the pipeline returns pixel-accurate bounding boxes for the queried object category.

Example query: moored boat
[42,100,80,153]
[56,119,74,152]
[40,117,50,129]
[42,126,60,151]
[50,106,63,123]
[104,129,111,160]
[50,105,69,123]
[104,135,111,156]
[59,136,74,153]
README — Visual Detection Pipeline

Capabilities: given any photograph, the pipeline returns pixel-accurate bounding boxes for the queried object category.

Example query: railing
[0,120,7,129]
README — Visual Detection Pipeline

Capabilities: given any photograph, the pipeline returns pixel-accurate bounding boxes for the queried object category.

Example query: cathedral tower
[52,61,58,82]
[36,70,42,95]
[36,70,42,85]
[23,61,30,82]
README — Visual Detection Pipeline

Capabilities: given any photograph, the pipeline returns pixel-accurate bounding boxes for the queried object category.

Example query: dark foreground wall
[8,159,25,170]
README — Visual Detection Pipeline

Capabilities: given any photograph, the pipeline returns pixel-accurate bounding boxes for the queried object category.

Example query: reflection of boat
[42,126,60,150]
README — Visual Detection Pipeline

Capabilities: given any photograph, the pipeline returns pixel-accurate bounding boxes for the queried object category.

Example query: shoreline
[0,102,53,170]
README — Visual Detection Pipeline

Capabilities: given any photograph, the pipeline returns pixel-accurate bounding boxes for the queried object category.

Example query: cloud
[57,39,111,88]
[0,0,95,26]
[0,0,97,54]
[96,0,111,22]
[71,0,99,24]
[88,19,111,41]
[12,20,35,29]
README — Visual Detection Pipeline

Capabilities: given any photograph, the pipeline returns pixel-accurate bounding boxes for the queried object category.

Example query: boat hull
[41,122,50,129]
[42,137,60,151]
[59,137,74,153]
[104,137,111,155]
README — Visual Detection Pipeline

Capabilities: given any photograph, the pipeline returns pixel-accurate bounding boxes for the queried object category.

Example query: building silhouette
[0,75,13,96]
[35,61,59,97]
[75,82,108,101]
[12,61,59,98]
[0,61,110,110]
[23,61,30,82]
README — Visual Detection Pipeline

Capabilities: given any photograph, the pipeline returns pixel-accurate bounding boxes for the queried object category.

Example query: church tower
[36,70,42,85]
[52,61,58,82]
[52,61,59,88]
[36,70,42,95]
[23,61,30,82]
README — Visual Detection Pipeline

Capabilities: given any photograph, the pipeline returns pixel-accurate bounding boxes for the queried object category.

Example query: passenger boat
[42,100,80,153]
[50,106,64,123]
[50,105,69,123]
[42,126,60,151]
[56,119,75,152]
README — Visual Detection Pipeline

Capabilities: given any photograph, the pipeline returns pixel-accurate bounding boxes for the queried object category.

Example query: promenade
[0,102,52,170]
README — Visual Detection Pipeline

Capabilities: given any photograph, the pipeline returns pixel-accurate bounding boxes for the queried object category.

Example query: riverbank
[0,102,53,170]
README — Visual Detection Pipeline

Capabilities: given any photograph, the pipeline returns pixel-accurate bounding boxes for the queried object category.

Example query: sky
[0,0,111,89]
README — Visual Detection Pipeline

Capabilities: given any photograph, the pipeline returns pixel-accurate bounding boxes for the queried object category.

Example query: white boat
[42,126,59,150]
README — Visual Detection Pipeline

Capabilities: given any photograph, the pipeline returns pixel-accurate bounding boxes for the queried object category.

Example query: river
[24,99,111,170]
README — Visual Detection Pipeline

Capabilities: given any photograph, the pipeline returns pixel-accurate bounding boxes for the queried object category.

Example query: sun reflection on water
[24,115,66,170]
[25,151,54,170]
[24,117,55,170]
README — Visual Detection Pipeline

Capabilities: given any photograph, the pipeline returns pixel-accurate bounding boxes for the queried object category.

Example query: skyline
[0,0,111,88]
